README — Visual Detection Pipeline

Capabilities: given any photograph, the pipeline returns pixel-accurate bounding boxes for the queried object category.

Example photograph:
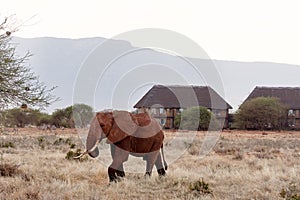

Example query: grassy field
[0,128,299,200]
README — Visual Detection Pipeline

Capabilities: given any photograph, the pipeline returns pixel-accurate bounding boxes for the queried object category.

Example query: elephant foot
[157,168,166,176]
[108,167,125,182]
[108,167,118,182]
[116,170,125,178]
[144,172,152,178]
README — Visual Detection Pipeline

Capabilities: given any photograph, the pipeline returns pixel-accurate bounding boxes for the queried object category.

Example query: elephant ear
[106,111,138,144]
[86,116,102,158]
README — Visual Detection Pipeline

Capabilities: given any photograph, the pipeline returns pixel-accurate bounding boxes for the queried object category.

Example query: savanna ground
[0,128,299,200]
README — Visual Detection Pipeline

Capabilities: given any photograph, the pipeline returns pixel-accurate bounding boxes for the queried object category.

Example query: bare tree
[0,17,58,109]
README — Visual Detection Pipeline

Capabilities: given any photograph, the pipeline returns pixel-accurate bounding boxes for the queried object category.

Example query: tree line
[0,104,93,128]
[0,98,290,131]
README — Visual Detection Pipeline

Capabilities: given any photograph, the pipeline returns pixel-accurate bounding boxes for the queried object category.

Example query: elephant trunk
[74,116,104,159]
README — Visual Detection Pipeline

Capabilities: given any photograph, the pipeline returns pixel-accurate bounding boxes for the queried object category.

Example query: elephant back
[134,113,151,126]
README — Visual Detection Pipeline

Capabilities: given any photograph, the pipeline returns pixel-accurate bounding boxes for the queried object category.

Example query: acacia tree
[51,106,73,128]
[234,97,287,130]
[51,104,93,128]
[0,17,57,110]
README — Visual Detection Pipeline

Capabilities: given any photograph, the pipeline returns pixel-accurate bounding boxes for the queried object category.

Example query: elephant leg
[145,151,159,177]
[155,153,166,176]
[108,147,129,182]
[110,144,125,178]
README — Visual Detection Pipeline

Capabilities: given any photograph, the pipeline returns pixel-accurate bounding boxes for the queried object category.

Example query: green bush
[175,106,220,131]
[234,97,287,130]
[65,149,88,162]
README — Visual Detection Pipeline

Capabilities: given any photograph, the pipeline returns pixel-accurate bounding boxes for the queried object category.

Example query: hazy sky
[2,0,300,65]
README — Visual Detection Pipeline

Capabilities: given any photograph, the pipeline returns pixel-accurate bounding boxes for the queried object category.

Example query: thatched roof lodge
[244,86,300,129]
[134,85,232,129]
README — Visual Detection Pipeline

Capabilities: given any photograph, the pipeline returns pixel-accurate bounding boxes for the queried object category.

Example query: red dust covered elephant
[75,110,167,182]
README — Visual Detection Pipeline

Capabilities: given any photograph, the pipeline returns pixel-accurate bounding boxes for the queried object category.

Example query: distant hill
[12,37,300,113]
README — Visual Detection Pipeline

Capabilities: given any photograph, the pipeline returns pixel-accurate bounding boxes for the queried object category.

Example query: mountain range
[12,37,300,113]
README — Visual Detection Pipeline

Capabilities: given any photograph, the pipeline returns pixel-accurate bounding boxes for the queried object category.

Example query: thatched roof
[245,86,300,109]
[134,85,232,110]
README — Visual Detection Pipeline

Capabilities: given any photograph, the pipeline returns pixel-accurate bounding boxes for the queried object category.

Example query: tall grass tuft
[0,163,21,177]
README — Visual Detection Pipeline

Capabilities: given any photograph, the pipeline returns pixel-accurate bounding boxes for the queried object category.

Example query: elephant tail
[161,144,168,171]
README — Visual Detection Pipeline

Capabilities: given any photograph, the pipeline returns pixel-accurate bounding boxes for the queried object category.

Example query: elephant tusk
[73,151,88,159]
[73,140,100,159]
[88,140,100,153]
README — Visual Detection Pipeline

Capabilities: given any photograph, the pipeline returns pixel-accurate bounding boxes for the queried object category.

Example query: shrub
[0,141,15,148]
[64,138,72,145]
[53,137,74,148]
[280,182,300,200]
[214,146,240,155]
[189,178,213,195]
[0,163,21,177]
[175,107,220,131]
[37,136,46,149]
[233,152,244,160]
[234,97,287,130]
[25,189,40,200]
[53,138,64,145]
[65,149,88,162]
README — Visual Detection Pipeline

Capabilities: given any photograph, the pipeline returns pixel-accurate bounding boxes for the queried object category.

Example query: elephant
[75,110,168,182]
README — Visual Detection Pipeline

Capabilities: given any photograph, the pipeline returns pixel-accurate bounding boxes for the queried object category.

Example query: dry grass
[0,163,22,177]
[0,128,299,199]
